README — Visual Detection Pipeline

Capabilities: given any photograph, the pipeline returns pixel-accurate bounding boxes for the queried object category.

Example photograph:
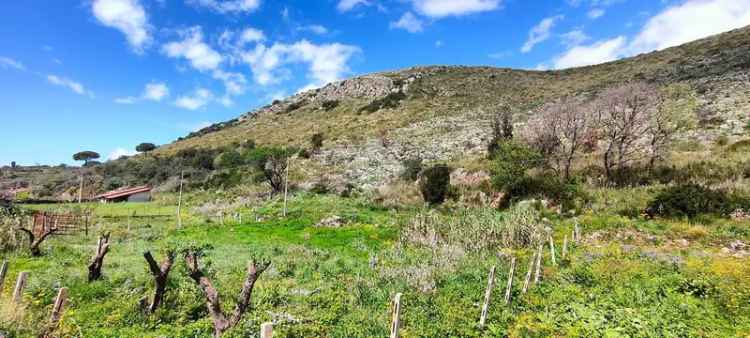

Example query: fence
[31,212,91,236]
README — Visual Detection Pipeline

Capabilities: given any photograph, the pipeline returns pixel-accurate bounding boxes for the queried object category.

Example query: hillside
[157,25,750,187]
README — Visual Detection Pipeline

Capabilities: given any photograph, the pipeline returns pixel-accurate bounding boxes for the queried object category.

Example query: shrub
[714,135,729,147]
[311,133,324,152]
[646,184,731,218]
[322,100,339,111]
[490,140,543,191]
[213,150,243,169]
[419,165,452,205]
[359,92,407,113]
[399,157,423,182]
[285,100,306,113]
[728,139,750,152]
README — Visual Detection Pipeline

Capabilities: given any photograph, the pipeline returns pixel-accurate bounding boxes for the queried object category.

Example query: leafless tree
[594,82,658,182]
[88,233,111,282]
[143,250,175,313]
[645,83,697,170]
[523,97,594,180]
[17,225,56,257]
[184,250,270,337]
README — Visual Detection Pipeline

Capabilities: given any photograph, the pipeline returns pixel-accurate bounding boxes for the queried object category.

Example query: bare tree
[17,225,56,257]
[523,97,593,180]
[143,250,175,313]
[488,105,515,156]
[646,83,697,170]
[88,233,111,282]
[594,82,658,182]
[184,250,270,337]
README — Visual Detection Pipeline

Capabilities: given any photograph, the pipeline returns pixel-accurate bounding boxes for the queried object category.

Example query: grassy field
[1,191,749,337]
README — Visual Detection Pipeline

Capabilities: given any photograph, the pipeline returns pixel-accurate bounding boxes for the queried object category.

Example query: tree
[136,143,157,155]
[17,226,57,257]
[310,133,324,153]
[523,97,594,180]
[488,105,515,157]
[184,248,270,337]
[490,140,544,192]
[73,151,100,166]
[143,250,175,313]
[247,147,295,193]
[645,84,697,170]
[419,165,452,205]
[593,82,657,183]
[10,161,16,168]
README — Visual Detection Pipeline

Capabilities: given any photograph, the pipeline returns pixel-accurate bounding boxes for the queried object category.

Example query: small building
[95,186,152,203]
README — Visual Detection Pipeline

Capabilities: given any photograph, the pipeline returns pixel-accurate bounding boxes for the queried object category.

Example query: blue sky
[2,0,750,166]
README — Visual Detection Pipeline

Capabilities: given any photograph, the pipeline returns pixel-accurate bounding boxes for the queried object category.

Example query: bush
[647,184,731,218]
[399,157,423,182]
[490,140,543,191]
[311,133,324,152]
[213,150,243,169]
[715,135,729,147]
[322,100,339,111]
[728,139,750,152]
[506,175,586,211]
[419,165,452,205]
[359,92,407,113]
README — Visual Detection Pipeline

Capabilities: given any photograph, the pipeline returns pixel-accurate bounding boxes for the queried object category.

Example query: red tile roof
[95,186,151,200]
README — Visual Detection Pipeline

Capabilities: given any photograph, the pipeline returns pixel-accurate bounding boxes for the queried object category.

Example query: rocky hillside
[159,25,750,188]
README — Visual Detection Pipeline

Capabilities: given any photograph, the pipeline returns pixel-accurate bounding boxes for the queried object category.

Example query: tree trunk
[88,233,110,282]
[144,251,175,313]
[18,227,56,257]
[184,251,270,337]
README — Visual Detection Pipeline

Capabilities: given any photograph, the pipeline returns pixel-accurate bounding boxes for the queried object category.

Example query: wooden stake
[549,235,556,266]
[78,174,83,204]
[390,293,402,338]
[504,257,516,305]
[260,322,273,338]
[283,157,290,217]
[533,244,543,285]
[479,265,496,328]
[50,287,68,324]
[522,252,536,294]
[0,260,7,293]
[177,170,184,229]
[562,235,568,259]
[12,272,28,303]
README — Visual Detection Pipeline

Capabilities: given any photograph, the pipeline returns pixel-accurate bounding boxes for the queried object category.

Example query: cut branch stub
[143,250,175,313]
[87,233,111,282]
[184,250,270,338]
[17,227,57,257]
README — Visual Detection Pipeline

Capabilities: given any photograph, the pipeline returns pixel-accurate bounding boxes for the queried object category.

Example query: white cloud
[553,36,626,69]
[143,82,169,101]
[92,0,151,52]
[629,0,750,54]
[239,27,266,45]
[47,75,94,97]
[241,40,360,87]
[188,0,260,14]
[337,0,370,12]
[560,29,589,47]
[521,15,564,53]
[174,88,213,110]
[0,57,25,71]
[162,27,223,72]
[108,148,138,160]
[553,0,750,69]
[588,8,605,19]
[115,81,169,104]
[212,69,247,95]
[411,0,501,18]
[299,25,329,35]
[390,12,424,33]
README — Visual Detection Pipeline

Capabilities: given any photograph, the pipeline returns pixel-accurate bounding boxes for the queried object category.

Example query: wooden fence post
[390,293,403,338]
[562,235,568,259]
[504,257,516,305]
[260,322,273,338]
[533,244,543,285]
[50,287,68,324]
[548,235,556,266]
[12,272,28,303]
[479,265,496,328]
[177,170,184,229]
[0,260,7,293]
[522,252,536,294]
[283,157,290,217]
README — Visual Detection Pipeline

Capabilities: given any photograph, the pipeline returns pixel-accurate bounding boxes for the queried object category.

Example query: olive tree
[136,143,157,155]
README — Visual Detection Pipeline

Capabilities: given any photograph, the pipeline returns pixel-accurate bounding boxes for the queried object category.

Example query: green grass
[2,192,750,337]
